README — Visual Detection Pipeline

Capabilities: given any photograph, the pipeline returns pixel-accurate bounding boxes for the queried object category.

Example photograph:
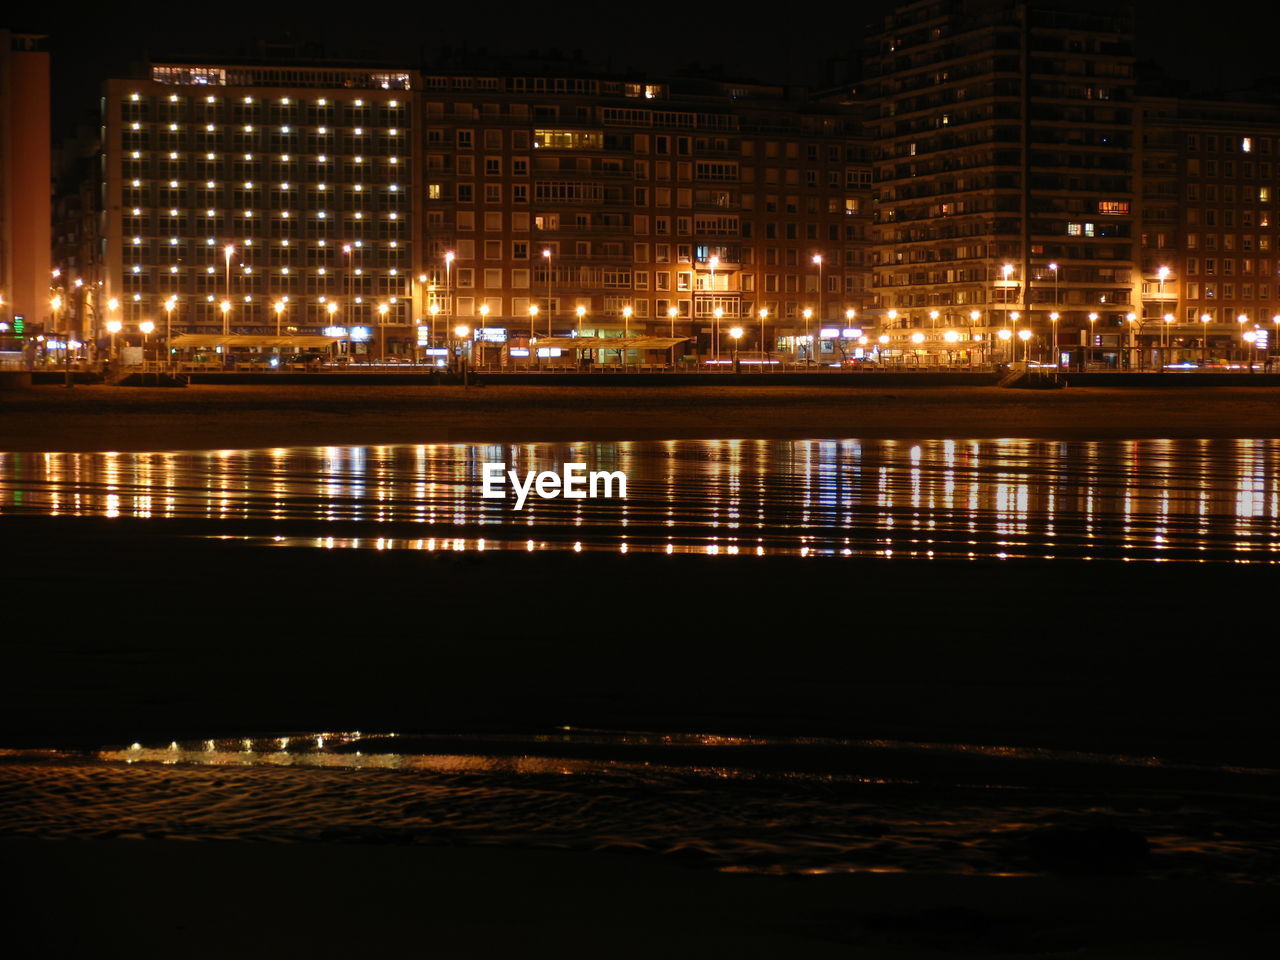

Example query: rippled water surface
[2,730,1277,882]
[1,438,1279,562]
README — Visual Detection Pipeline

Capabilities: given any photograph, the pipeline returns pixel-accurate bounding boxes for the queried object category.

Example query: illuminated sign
[842,327,862,338]
[536,347,562,358]
[323,325,347,337]
[350,326,371,343]
[819,327,840,338]
[476,327,508,343]
[509,348,530,357]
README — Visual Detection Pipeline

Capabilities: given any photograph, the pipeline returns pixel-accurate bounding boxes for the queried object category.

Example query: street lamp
[220,299,232,337]
[377,302,389,362]
[729,325,743,373]
[577,304,588,335]
[812,253,824,344]
[541,248,553,335]
[1200,312,1211,365]
[1017,326,1031,363]
[1162,312,1175,368]
[1009,310,1021,361]
[106,318,122,361]
[139,320,155,363]
[1048,262,1059,314]
[444,251,454,318]
[712,307,723,363]
[528,303,539,367]
[429,301,441,349]
[1237,313,1251,369]
[272,300,285,337]
[802,307,814,364]
[1049,311,1059,362]
[224,244,235,307]
[1125,312,1137,369]
[622,306,632,367]
[164,297,178,365]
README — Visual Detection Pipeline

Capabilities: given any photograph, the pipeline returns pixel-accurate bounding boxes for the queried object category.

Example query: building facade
[83,56,871,363]
[864,0,1138,363]
[1,30,52,347]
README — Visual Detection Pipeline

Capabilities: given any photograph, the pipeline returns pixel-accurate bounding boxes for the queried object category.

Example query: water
[4,438,1278,883]
[1,438,1278,562]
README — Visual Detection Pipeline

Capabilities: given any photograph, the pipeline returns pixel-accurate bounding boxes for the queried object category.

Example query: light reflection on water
[1,438,1278,562]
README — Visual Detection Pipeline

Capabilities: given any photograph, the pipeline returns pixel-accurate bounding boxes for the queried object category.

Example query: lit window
[1242,138,1253,153]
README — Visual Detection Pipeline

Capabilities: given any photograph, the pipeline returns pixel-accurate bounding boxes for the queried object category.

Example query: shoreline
[2,383,1279,451]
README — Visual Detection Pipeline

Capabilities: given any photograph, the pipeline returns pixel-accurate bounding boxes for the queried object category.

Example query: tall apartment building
[865,0,1138,362]
[80,55,871,361]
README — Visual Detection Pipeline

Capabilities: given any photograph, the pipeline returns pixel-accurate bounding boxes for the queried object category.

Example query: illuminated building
[1,31,52,342]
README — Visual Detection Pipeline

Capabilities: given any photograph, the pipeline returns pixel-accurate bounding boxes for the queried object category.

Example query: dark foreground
[5,517,1277,957]
[4,515,1277,760]
[6,839,1276,958]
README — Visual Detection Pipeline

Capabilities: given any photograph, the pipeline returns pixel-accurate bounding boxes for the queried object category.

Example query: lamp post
[542,248,552,337]
[1125,312,1137,370]
[1017,326,1031,363]
[712,307,723,365]
[622,306,632,368]
[1273,314,1280,369]
[802,307,814,364]
[1162,313,1175,370]
[429,302,440,352]
[759,307,769,365]
[1237,313,1250,370]
[1200,312,1211,366]
[1009,310,1020,363]
[729,325,743,374]
[106,318,122,363]
[1087,312,1098,368]
[667,305,678,369]
[812,254,823,361]
[377,302,389,362]
[224,244,235,310]
[272,300,285,338]
[1048,311,1059,364]
[139,320,154,366]
[528,304,539,369]
[969,310,981,367]
[578,304,587,336]
[1048,261,1059,314]
[326,300,339,360]
[164,297,177,368]
[444,251,454,325]
[220,299,231,338]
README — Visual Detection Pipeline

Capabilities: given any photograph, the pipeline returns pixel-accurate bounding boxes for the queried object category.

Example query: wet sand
[5,838,1273,958]
[3,382,1280,451]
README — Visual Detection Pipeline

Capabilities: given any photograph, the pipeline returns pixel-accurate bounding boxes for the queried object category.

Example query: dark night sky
[13,1,1280,145]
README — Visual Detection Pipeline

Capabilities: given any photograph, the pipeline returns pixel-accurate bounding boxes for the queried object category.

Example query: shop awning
[169,334,342,349]
[530,336,688,351]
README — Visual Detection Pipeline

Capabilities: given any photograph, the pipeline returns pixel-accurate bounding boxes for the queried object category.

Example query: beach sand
[2,382,1279,451]
[5,384,1278,956]
[5,838,1273,958]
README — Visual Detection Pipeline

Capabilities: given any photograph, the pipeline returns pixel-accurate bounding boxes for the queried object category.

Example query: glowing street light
[802,307,814,364]
[1200,312,1212,364]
